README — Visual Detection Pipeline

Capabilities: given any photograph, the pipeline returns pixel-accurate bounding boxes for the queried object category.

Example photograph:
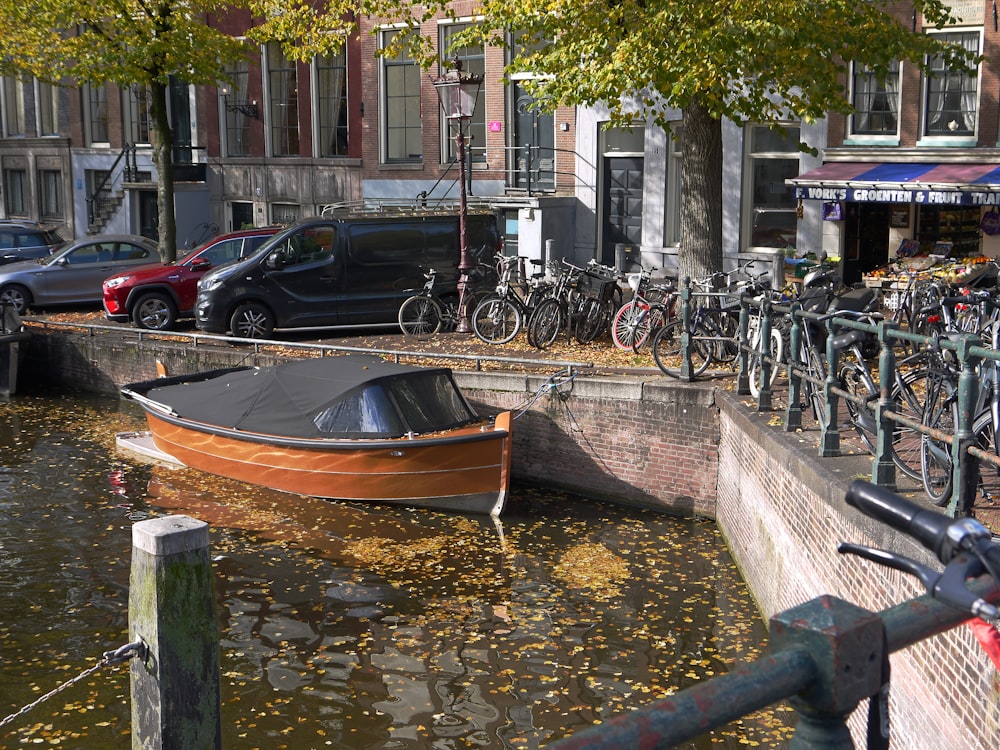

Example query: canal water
[0,392,794,748]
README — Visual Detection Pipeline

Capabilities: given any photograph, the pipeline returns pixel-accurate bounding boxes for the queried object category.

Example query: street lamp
[432,57,482,333]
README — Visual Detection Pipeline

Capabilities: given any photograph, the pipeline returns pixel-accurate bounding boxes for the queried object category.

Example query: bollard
[129,515,221,749]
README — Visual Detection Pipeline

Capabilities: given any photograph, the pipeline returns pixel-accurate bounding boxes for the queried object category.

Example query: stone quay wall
[21,329,999,747]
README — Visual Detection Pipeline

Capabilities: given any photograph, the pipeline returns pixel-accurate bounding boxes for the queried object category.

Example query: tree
[246,0,974,280]
[0,0,250,262]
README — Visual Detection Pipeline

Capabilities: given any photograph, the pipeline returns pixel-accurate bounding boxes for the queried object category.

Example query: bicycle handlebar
[845,480,992,564]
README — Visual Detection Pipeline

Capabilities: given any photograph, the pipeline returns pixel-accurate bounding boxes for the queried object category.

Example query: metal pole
[456,121,472,333]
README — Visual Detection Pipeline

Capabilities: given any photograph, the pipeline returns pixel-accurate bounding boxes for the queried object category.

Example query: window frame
[38,169,62,221]
[438,20,486,164]
[920,28,982,143]
[2,77,25,138]
[380,28,423,164]
[847,60,901,143]
[313,44,349,158]
[265,42,300,158]
[741,124,801,252]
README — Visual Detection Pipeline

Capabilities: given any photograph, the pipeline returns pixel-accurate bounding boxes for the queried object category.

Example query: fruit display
[863,255,994,289]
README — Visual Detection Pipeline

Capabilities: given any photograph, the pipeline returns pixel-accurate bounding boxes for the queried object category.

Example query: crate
[578,269,618,302]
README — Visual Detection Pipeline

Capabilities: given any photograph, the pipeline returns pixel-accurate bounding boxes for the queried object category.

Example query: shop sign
[794,185,1000,206]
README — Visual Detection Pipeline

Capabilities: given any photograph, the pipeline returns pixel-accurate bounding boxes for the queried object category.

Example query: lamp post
[432,58,482,333]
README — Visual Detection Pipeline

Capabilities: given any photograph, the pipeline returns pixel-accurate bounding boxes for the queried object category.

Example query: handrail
[735,292,1000,519]
[86,144,137,226]
[22,318,595,373]
[551,573,1000,749]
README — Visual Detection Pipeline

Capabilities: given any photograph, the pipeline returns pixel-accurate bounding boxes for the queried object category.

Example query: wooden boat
[119,354,513,516]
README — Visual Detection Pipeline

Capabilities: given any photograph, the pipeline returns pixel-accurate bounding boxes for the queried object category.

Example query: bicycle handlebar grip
[845,480,951,560]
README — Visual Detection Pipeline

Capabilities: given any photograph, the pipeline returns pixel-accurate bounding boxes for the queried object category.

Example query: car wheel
[230,302,275,339]
[0,284,31,315]
[132,292,178,331]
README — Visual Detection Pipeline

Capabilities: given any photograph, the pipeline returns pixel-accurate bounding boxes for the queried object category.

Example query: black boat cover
[135,354,479,439]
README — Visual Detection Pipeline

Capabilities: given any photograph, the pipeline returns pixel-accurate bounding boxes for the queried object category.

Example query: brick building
[2,1,999,275]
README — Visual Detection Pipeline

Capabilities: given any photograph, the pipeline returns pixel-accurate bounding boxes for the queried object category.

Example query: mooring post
[129,515,221,749]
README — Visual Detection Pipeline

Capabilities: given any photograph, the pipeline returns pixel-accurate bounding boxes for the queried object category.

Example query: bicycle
[397,265,490,339]
[527,259,620,348]
[611,268,675,351]
[919,292,1000,508]
[832,309,939,482]
[471,254,551,344]
[650,263,760,378]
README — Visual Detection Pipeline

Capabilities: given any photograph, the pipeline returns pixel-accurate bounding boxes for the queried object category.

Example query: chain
[0,641,145,730]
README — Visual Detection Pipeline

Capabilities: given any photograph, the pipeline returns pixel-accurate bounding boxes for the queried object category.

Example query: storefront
[789,161,1000,284]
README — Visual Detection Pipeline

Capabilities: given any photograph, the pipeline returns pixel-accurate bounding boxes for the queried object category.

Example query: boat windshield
[313,383,405,435]
[313,372,475,436]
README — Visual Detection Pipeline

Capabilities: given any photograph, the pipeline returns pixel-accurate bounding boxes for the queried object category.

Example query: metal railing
[733,295,1000,520]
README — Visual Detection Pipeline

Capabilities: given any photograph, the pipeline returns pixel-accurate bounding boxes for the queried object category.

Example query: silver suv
[0,221,65,265]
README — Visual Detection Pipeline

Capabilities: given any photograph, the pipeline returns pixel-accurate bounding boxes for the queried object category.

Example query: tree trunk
[149,81,177,263]
[678,99,723,283]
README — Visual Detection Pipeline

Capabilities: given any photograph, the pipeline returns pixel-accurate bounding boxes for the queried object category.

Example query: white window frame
[846,60,901,145]
[919,27,982,146]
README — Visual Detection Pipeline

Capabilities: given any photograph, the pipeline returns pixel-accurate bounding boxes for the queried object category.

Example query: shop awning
[788,162,1000,206]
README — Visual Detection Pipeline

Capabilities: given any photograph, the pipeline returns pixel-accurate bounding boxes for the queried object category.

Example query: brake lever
[838,543,999,621]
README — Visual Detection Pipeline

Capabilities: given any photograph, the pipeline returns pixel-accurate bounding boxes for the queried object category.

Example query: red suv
[103,227,280,330]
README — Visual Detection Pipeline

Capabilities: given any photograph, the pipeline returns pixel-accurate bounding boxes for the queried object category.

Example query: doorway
[138,190,158,240]
[601,157,644,267]
[843,203,890,284]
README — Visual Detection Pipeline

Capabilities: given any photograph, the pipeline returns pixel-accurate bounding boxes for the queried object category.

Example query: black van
[194,211,501,338]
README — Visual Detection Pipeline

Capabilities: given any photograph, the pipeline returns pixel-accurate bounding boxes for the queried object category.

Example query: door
[511,86,554,191]
[261,224,341,328]
[138,190,158,240]
[843,203,891,284]
[602,157,644,267]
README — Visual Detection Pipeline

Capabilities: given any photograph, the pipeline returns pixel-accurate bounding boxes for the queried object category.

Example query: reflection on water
[0,393,794,748]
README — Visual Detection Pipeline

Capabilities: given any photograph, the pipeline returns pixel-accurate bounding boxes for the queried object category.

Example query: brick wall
[717,391,1000,749]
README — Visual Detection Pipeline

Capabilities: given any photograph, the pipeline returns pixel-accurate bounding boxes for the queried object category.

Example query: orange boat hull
[139,410,513,516]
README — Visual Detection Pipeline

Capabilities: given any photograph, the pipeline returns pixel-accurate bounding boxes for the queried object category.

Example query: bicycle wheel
[840,363,876,455]
[802,345,828,426]
[749,326,784,398]
[920,374,957,506]
[472,295,522,344]
[528,298,564,349]
[575,298,610,344]
[652,320,711,379]
[612,300,646,350]
[398,295,443,339]
[632,304,668,354]
[890,364,937,481]
[693,307,738,365]
[972,410,1000,512]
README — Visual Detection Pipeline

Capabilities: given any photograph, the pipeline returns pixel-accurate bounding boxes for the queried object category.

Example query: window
[2,77,24,137]
[381,29,422,163]
[38,170,62,220]
[743,125,800,250]
[271,203,300,225]
[4,169,26,215]
[315,48,348,157]
[222,59,253,158]
[85,84,109,144]
[440,23,486,163]
[36,81,59,136]
[123,85,152,144]
[924,30,980,137]
[664,125,683,247]
[267,42,299,157]
[850,61,900,137]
